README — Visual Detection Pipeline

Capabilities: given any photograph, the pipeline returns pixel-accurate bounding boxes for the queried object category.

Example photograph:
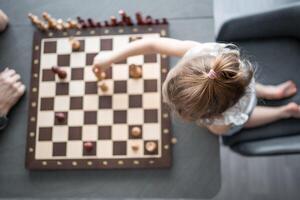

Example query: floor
[0,0,220,199]
[213,0,300,200]
[0,0,300,199]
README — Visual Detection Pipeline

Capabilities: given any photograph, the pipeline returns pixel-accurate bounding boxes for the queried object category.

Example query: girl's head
[162,44,253,121]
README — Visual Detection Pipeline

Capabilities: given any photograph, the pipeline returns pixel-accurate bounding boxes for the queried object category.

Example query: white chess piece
[0,9,9,32]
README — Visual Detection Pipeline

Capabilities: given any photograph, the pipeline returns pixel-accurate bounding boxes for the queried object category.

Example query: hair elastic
[207,69,218,79]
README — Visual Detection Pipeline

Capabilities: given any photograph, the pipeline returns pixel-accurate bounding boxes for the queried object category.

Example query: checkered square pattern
[28,28,170,170]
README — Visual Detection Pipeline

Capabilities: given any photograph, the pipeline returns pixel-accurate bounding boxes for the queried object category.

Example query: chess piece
[125,16,133,26]
[104,20,109,27]
[129,64,142,79]
[0,10,9,32]
[131,126,141,137]
[162,18,168,24]
[96,22,102,28]
[51,66,67,79]
[76,16,83,23]
[87,18,96,28]
[70,38,81,51]
[145,141,157,153]
[77,18,88,28]
[145,16,153,25]
[42,12,56,30]
[84,142,93,152]
[67,19,78,29]
[99,82,108,92]
[55,23,63,31]
[28,13,39,24]
[154,19,160,25]
[129,36,142,42]
[48,18,57,29]
[118,10,127,25]
[110,16,117,26]
[42,12,51,22]
[131,143,139,151]
[55,112,65,122]
[135,12,144,25]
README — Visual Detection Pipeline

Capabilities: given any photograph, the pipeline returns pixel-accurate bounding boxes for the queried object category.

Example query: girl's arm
[93,38,200,72]
[207,124,231,136]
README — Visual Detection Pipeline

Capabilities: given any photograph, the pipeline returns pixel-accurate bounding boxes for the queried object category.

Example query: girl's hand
[92,53,112,77]
[93,53,112,69]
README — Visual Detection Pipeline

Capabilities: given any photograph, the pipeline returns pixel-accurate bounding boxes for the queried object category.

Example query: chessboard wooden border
[25,25,172,170]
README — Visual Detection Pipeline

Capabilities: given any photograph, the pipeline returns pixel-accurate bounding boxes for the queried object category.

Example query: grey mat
[0,0,220,198]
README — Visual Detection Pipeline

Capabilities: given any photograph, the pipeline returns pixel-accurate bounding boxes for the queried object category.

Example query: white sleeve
[183,42,227,58]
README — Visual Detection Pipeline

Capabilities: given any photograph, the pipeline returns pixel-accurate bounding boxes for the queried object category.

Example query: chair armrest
[230,135,300,156]
[216,3,300,42]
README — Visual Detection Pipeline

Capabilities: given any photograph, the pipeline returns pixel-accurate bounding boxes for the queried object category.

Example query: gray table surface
[0,0,220,198]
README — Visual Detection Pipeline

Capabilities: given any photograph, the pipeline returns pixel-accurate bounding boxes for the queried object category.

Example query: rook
[131,143,139,151]
[99,82,108,92]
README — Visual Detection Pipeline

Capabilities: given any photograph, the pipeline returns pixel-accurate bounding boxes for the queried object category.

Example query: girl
[93,38,300,136]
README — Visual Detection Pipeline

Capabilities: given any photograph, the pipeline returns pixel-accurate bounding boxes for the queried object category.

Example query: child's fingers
[93,66,101,78]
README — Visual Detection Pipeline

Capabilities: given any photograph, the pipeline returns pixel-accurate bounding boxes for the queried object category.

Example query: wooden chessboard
[25,25,172,170]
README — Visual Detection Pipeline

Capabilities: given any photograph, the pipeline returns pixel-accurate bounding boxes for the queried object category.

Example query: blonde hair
[162,44,253,121]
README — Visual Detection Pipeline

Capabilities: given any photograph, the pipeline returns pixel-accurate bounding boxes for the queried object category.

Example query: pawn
[131,143,139,151]
[87,18,96,28]
[162,18,168,24]
[129,64,142,79]
[83,142,93,152]
[104,20,109,27]
[71,39,81,51]
[62,22,70,30]
[99,82,108,92]
[110,16,117,26]
[51,66,67,79]
[55,112,65,122]
[96,22,102,28]
[67,19,78,29]
[145,141,157,153]
[55,23,63,31]
[145,16,153,25]
[131,126,141,137]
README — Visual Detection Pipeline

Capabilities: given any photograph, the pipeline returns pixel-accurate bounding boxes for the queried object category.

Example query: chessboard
[26,25,172,170]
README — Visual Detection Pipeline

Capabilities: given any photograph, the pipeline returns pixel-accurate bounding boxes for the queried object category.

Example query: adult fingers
[13,81,22,89]
[9,74,21,83]
[17,84,26,95]
[5,69,16,77]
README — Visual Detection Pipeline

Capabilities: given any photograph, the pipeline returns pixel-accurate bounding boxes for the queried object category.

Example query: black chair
[216,3,300,156]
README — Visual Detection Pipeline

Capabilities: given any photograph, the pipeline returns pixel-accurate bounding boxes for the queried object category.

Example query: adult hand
[0,68,25,116]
